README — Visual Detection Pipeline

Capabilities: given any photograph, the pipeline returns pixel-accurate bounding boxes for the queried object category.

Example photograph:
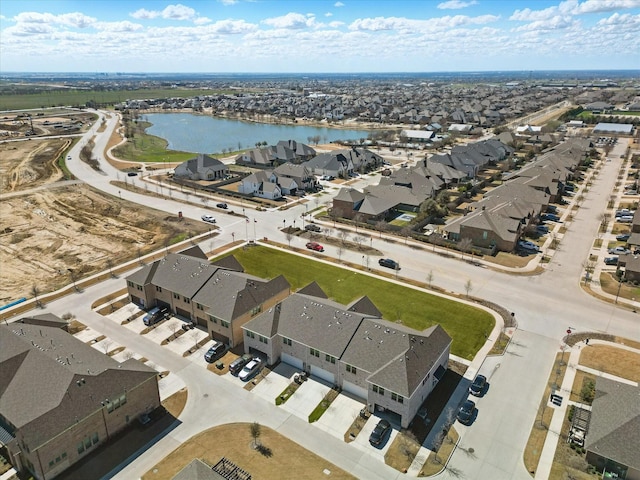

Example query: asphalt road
[36,110,640,479]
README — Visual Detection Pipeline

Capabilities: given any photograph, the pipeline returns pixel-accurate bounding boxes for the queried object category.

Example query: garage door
[175,307,191,320]
[281,353,303,370]
[310,365,335,384]
[342,381,368,400]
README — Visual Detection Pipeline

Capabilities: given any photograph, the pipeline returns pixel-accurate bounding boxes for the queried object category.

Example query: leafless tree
[190,329,200,350]
[338,230,349,245]
[286,232,293,247]
[31,284,41,308]
[464,279,473,298]
[169,322,179,340]
[323,227,332,239]
[459,237,473,260]
[336,245,344,262]
[426,270,434,288]
[354,213,364,233]
[353,235,365,250]
[101,340,113,355]
[401,225,412,244]
[375,220,387,238]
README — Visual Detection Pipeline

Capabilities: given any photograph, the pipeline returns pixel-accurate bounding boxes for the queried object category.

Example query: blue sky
[1,0,639,72]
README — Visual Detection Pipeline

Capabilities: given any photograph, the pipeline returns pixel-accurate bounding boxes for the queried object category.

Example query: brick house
[0,321,159,480]
[242,287,451,428]
[125,248,290,347]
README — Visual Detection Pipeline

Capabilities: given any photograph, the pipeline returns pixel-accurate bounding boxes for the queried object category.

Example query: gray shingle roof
[147,253,217,298]
[0,323,156,448]
[342,321,451,397]
[586,378,640,471]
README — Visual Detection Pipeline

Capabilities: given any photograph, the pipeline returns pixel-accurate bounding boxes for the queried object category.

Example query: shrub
[581,379,595,404]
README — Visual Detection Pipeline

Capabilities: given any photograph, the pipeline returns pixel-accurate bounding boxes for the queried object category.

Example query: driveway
[315,392,365,441]
[281,375,332,419]
[352,414,399,461]
[250,362,297,403]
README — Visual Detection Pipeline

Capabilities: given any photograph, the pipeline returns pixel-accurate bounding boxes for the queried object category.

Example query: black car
[616,233,630,242]
[378,258,400,270]
[457,399,476,425]
[369,419,392,446]
[216,203,228,209]
[604,257,619,266]
[305,223,321,232]
[204,341,227,363]
[127,171,138,177]
[469,374,487,396]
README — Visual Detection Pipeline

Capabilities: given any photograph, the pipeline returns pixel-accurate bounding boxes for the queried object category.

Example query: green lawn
[218,246,494,360]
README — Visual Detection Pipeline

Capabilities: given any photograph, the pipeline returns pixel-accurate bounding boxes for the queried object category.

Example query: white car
[201,214,216,224]
[238,359,261,381]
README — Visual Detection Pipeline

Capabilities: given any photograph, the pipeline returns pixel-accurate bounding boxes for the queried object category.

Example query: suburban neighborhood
[2,70,640,480]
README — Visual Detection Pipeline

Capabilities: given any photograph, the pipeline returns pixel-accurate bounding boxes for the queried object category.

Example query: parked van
[143,306,169,326]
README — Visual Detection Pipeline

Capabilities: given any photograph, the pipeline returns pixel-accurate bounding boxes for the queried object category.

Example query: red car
[306,242,324,252]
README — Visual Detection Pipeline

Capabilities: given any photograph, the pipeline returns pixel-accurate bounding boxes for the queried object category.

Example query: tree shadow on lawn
[55,407,180,480]
[406,369,463,445]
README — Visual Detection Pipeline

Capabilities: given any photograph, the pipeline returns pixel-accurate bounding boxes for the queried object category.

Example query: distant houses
[174,153,229,181]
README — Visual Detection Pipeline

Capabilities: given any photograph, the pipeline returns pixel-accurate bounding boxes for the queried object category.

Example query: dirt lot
[0,134,207,305]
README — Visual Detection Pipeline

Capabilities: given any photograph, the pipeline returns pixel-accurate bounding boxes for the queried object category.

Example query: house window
[209,315,218,324]
[482,231,488,240]
[310,348,320,357]
[282,337,292,346]
[183,296,190,304]
[259,335,268,344]
[106,400,114,413]
[246,331,255,339]
[61,453,67,459]
[84,438,91,449]
[346,364,356,374]
[173,293,180,300]
[49,460,54,467]
[391,392,404,404]
[77,442,85,454]
[251,305,263,316]
[220,320,230,328]
[120,393,127,405]
[155,286,162,292]
[137,285,143,292]
[92,433,99,445]
[373,385,385,395]
[325,354,336,364]
[127,281,134,288]
[196,303,204,311]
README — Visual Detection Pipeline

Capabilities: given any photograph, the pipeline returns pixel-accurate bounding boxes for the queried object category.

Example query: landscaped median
[216,245,495,360]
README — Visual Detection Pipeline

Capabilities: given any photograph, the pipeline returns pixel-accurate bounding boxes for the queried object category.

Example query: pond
[142,113,373,154]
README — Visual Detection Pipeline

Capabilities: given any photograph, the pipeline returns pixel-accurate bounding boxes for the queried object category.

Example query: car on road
[229,353,253,376]
[378,258,400,270]
[67,155,72,160]
[608,246,630,255]
[305,223,321,232]
[127,172,138,177]
[238,358,262,381]
[321,175,334,181]
[457,399,476,425]
[204,341,227,363]
[604,257,619,266]
[616,234,630,242]
[469,374,487,396]
[369,419,392,447]
[216,203,228,209]
[306,241,324,252]
[201,214,216,224]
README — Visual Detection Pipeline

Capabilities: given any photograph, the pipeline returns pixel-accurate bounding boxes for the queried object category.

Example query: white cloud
[513,15,577,32]
[334,2,345,7]
[219,0,239,5]
[328,21,345,28]
[194,16,212,25]
[130,8,159,20]
[208,19,257,34]
[349,14,498,32]
[161,4,196,21]
[263,12,316,29]
[597,11,640,24]
[12,11,97,28]
[437,0,478,10]
[94,21,144,33]
[325,12,333,17]
[574,0,640,14]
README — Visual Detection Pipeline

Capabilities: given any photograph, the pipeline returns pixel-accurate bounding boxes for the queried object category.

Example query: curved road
[43,110,640,479]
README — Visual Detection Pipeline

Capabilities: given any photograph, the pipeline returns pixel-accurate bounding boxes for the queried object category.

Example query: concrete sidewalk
[534,339,640,479]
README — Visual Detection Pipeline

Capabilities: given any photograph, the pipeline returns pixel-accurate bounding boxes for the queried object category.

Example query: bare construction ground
[0,135,207,305]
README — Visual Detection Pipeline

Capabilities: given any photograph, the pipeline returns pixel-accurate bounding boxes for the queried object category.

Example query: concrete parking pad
[161,326,208,357]
[90,337,122,355]
[73,326,100,343]
[352,415,398,460]
[110,349,143,363]
[281,377,331,420]
[105,302,140,324]
[158,372,186,401]
[251,362,297,403]
[315,393,365,440]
